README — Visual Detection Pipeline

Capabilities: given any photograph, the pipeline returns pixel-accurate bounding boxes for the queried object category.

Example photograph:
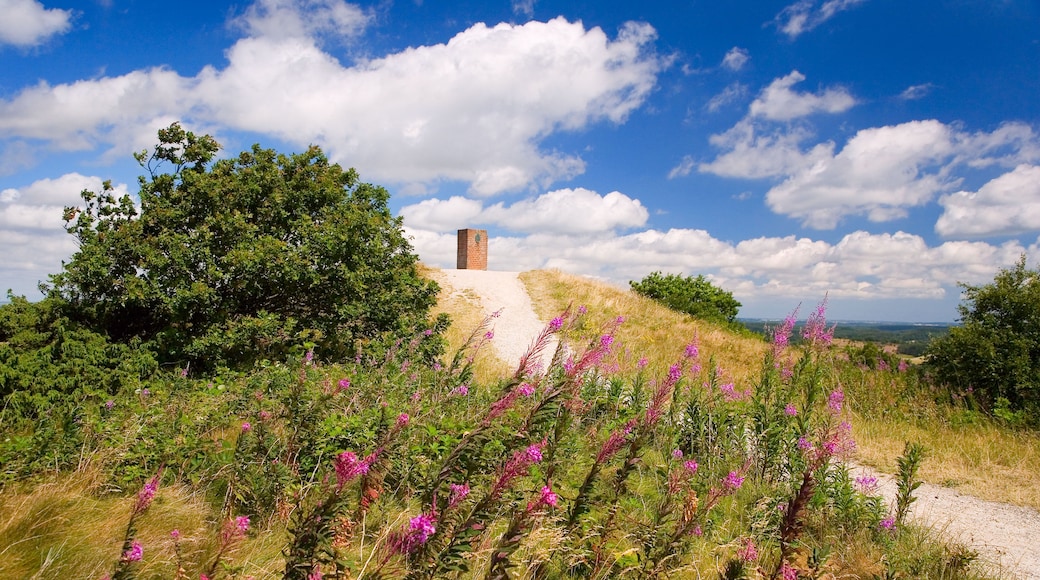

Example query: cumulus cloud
[0,0,73,47]
[699,119,833,179]
[749,71,856,121]
[512,0,536,18]
[721,47,749,71]
[775,0,867,39]
[400,188,648,235]
[936,164,1040,237]
[766,120,955,228]
[0,173,130,295]
[0,10,663,196]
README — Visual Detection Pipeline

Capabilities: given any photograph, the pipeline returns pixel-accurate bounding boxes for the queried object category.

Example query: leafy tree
[629,271,741,324]
[47,123,445,370]
[925,256,1040,415]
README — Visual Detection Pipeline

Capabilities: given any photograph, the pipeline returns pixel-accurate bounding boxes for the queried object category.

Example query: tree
[48,123,445,370]
[925,256,1040,415]
[629,271,741,324]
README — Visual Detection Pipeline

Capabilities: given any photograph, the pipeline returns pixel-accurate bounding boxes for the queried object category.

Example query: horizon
[2,0,1037,324]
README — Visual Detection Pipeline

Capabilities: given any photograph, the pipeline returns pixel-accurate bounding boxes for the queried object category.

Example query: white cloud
[705,82,747,113]
[0,173,130,296]
[0,13,663,196]
[749,71,856,121]
[936,164,1040,237]
[668,155,695,179]
[512,0,535,18]
[899,83,933,100]
[721,47,749,71]
[401,188,648,235]
[699,119,833,179]
[0,0,72,47]
[775,0,867,39]
[233,0,371,41]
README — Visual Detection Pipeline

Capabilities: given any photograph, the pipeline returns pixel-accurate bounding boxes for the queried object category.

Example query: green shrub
[629,271,741,324]
[47,123,444,371]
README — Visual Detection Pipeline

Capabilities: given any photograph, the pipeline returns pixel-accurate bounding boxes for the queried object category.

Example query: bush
[46,123,444,371]
[629,271,741,324]
[925,256,1040,417]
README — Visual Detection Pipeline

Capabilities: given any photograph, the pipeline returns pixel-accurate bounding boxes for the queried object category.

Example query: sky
[2,0,1039,322]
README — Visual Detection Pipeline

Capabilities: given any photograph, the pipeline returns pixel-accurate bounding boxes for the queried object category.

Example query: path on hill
[433,268,1040,580]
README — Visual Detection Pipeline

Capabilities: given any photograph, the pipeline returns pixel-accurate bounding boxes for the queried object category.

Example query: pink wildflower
[723,471,744,490]
[121,541,143,562]
[780,562,799,580]
[827,389,845,413]
[784,403,798,417]
[170,529,180,540]
[451,384,469,396]
[577,305,587,315]
[683,460,698,475]
[397,413,410,427]
[855,475,878,494]
[334,451,371,487]
[338,378,350,391]
[235,515,250,534]
[484,330,494,341]
[518,382,536,397]
[241,422,251,433]
[448,483,470,508]
[802,298,835,347]
[672,448,683,460]
[135,472,161,514]
[879,516,896,530]
[308,566,323,580]
[637,356,649,369]
[898,359,909,372]
[538,485,559,508]
[737,538,759,562]
[684,341,699,359]
[549,316,564,331]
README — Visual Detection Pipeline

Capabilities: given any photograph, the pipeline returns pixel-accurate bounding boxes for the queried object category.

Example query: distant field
[740,319,953,356]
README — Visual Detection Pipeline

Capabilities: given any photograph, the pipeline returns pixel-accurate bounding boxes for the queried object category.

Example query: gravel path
[434,268,1040,580]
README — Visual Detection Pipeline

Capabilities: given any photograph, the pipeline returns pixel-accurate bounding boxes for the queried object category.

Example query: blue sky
[2,0,1039,321]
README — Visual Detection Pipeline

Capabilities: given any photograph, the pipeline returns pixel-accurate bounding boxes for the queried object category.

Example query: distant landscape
[740,319,953,356]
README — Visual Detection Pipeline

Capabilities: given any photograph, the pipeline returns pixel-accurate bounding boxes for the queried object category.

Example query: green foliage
[925,256,1040,416]
[629,271,741,324]
[48,123,443,371]
[894,442,925,527]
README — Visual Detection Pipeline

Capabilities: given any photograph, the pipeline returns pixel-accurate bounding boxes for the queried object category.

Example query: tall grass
[0,267,1013,579]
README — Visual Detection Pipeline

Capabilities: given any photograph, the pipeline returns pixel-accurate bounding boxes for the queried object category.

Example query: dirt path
[434,268,1040,580]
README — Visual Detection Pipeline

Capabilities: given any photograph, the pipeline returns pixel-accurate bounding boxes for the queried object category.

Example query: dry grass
[0,469,286,579]
[520,269,769,384]
[853,414,1040,511]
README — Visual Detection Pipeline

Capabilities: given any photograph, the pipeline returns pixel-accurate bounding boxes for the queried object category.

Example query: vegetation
[44,123,444,372]
[926,256,1040,420]
[629,271,742,325]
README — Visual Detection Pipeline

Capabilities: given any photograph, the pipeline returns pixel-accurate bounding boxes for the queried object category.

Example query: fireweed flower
[855,475,879,494]
[448,483,470,508]
[334,451,371,487]
[879,516,896,530]
[772,308,799,351]
[723,471,745,490]
[241,422,251,433]
[392,513,437,554]
[121,541,143,562]
[684,340,700,359]
[491,441,546,498]
[549,316,564,331]
[105,399,115,410]
[397,413,410,427]
[337,378,350,391]
[672,449,684,460]
[518,383,536,397]
[451,384,469,396]
[597,419,636,463]
[802,298,835,347]
[737,538,759,562]
[683,460,699,475]
[135,471,161,514]
[637,356,649,369]
[578,305,588,315]
[828,389,845,413]
[780,562,799,580]
[784,403,798,417]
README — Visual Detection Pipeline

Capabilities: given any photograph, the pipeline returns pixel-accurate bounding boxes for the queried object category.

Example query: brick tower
[457,228,488,270]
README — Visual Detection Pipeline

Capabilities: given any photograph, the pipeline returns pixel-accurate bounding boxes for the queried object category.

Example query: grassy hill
[1,267,1035,579]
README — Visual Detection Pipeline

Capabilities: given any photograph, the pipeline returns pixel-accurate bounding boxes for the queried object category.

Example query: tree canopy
[925,256,1040,416]
[629,271,741,324]
[46,123,444,371]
